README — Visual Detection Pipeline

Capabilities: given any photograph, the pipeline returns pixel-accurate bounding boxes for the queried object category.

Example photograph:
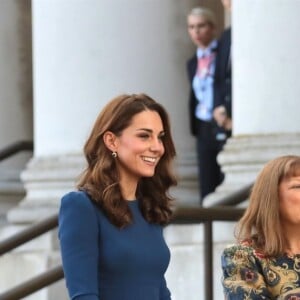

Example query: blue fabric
[58,191,171,300]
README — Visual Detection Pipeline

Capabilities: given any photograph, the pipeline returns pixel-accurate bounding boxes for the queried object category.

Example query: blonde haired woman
[222,155,300,299]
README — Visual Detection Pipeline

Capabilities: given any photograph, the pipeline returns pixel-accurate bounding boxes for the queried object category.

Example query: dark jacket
[186,54,198,136]
[213,27,232,118]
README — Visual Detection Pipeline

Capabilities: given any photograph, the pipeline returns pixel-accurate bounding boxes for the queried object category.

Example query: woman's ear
[103,131,118,152]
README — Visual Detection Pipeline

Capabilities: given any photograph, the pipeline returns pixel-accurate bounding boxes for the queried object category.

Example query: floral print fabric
[221,240,300,300]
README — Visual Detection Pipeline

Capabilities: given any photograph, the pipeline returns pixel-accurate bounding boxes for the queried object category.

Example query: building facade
[0,0,300,299]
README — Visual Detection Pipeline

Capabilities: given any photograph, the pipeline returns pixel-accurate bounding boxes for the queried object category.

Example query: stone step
[0,180,25,228]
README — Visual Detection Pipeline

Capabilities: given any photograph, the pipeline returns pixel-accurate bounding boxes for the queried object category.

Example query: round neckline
[126,199,138,204]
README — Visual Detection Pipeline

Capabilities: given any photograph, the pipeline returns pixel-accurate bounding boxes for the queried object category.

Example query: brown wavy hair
[77,93,177,228]
[235,155,300,256]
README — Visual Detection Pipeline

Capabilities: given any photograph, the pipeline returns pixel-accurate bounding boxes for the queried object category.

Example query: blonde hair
[188,7,216,27]
[235,155,300,256]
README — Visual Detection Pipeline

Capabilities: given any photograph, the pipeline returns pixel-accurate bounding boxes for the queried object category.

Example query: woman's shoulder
[60,190,98,214]
[59,190,101,229]
[222,239,266,261]
[224,239,254,251]
[61,190,90,204]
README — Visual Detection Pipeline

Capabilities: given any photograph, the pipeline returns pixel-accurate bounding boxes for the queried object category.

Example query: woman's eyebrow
[136,128,165,134]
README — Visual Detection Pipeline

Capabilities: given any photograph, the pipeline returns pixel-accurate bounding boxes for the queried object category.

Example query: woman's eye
[290,185,300,189]
[138,134,149,139]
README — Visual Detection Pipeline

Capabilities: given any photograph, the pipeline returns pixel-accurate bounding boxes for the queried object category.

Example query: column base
[0,154,84,299]
[7,154,85,224]
[172,152,200,206]
[204,133,300,206]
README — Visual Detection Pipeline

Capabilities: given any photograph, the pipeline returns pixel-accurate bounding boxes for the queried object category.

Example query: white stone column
[204,1,300,298]
[8,0,204,224]
[0,0,33,221]
[0,0,32,150]
[1,0,209,299]
[205,0,300,205]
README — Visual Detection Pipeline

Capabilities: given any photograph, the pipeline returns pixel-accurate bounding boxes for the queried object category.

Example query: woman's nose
[150,138,164,152]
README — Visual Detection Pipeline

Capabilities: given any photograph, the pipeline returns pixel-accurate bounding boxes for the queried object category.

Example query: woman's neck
[283,225,300,255]
[120,178,138,200]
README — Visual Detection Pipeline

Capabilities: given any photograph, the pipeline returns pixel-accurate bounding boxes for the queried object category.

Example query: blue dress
[58,191,171,300]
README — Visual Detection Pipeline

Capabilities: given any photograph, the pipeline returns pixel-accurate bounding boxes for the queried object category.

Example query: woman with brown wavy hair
[58,93,177,300]
[221,155,300,299]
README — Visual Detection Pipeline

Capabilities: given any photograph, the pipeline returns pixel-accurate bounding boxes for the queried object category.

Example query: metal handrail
[209,183,253,206]
[0,215,62,299]
[0,141,252,298]
[0,140,33,162]
[0,184,251,300]
[0,205,245,256]
[171,205,245,223]
[0,214,58,255]
[171,205,245,300]
[0,265,64,300]
[0,206,245,300]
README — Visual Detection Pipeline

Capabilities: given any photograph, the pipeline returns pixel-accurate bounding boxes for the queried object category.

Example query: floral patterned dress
[221,240,300,300]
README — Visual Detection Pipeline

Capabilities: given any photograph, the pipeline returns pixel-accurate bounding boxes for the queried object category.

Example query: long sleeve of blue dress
[58,191,171,300]
[59,192,100,299]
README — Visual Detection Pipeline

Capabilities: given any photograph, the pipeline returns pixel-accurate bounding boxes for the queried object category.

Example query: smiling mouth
[141,156,157,163]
